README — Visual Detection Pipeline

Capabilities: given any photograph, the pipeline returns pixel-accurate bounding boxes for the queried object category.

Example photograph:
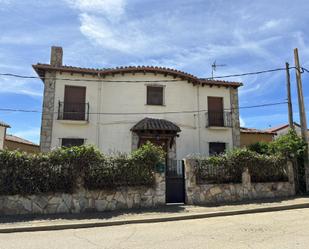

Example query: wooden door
[64,86,86,120]
[208,97,224,126]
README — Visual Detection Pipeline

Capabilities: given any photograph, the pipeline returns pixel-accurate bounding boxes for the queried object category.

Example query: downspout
[197,85,201,154]
[97,73,103,149]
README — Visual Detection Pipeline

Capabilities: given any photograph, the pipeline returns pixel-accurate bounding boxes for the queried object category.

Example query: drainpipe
[197,85,201,154]
[97,73,103,149]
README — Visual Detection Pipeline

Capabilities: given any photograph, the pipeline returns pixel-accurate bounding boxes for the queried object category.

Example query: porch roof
[131,118,181,133]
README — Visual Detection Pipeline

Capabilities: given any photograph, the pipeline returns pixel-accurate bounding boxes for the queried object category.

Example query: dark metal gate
[166,160,185,204]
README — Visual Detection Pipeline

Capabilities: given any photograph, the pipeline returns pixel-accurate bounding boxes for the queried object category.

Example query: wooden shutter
[147,86,163,105]
[63,86,86,120]
[208,97,224,126]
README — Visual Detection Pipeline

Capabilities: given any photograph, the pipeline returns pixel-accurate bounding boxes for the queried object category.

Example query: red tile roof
[32,64,242,88]
[131,118,181,132]
[240,127,276,135]
[5,134,39,146]
[264,122,302,133]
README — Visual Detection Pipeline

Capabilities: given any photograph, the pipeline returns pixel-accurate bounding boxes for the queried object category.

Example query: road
[1,208,309,249]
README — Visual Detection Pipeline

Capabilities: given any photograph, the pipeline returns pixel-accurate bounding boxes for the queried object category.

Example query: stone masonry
[0,173,165,216]
[40,47,62,152]
[230,87,240,148]
[184,159,295,205]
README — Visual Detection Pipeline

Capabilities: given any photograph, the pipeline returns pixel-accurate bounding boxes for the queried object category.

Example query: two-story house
[33,47,242,160]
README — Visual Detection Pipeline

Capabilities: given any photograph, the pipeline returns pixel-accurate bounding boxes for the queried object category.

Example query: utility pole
[285,62,294,130]
[294,48,309,192]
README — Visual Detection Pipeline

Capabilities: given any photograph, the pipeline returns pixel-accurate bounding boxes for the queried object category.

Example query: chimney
[50,46,63,67]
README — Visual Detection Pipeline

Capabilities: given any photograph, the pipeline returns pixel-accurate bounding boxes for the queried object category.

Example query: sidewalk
[1,197,309,233]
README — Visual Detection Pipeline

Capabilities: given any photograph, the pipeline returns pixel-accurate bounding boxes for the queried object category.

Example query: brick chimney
[50,46,63,67]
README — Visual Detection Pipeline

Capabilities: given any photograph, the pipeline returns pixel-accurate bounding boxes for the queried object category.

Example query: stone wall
[184,159,295,205]
[230,87,240,148]
[0,173,165,216]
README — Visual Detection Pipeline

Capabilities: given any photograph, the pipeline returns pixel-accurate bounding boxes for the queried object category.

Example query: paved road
[1,208,309,249]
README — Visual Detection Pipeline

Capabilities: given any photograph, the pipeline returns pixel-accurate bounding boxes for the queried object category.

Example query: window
[61,138,84,147]
[63,85,86,120]
[209,142,226,156]
[208,97,224,126]
[147,86,164,105]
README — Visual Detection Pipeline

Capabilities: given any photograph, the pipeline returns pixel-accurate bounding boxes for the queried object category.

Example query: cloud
[239,116,246,127]
[65,0,126,19]
[0,77,42,97]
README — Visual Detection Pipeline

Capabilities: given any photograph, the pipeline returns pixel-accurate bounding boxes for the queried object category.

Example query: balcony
[58,101,89,122]
[205,111,232,128]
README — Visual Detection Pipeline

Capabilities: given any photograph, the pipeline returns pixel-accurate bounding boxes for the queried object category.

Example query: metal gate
[166,160,185,204]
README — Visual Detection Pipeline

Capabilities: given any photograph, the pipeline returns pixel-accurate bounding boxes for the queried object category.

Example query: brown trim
[33,64,243,88]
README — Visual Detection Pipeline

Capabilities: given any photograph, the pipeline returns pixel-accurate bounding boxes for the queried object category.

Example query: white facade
[0,125,8,149]
[49,72,235,159]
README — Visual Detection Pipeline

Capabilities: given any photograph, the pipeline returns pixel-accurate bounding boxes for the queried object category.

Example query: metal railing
[58,101,89,121]
[205,111,232,127]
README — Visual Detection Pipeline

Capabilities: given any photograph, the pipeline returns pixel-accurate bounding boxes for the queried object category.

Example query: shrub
[247,142,270,155]
[0,142,165,195]
[194,148,288,184]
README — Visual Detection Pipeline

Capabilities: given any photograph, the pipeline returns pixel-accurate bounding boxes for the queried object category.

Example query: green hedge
[195,149,288,184]
[0,142,164,195]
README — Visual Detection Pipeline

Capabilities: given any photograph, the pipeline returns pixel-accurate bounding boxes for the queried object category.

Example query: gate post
[183,159,198,205]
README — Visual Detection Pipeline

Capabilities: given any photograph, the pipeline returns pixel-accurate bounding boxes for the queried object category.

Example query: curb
[1,202,309,233]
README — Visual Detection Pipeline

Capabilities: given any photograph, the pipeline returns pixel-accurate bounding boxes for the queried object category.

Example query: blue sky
[0,0,309,144]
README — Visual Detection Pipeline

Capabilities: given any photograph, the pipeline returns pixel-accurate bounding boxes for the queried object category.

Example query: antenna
[211,60,227,79]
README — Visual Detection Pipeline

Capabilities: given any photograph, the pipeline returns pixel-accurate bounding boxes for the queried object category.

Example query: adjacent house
[0,120,10,149]
[265,122,309,139]
[4,135,40,153]
[33,46,242,160]
[240,127,276,147]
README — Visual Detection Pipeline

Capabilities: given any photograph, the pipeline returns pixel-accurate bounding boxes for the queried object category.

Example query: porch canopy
[131,118,181,148]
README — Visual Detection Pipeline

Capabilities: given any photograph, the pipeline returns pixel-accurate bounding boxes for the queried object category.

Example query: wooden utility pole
[294,48,309,192]
[285,62,294,130]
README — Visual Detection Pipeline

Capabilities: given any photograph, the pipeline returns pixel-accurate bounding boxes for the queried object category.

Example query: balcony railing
[58,101,89,121]
[205,111,232,127]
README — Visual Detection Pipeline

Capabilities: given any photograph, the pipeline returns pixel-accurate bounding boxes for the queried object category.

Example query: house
[0,120,10,149]
[240,127,276,147]
[4,135,40,153]
[265,122,309,139]
[33,46,242,160]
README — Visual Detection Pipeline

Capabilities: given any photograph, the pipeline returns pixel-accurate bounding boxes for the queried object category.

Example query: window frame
[61,138,85,147]
[146,85,165,106]
[209,142,226,156]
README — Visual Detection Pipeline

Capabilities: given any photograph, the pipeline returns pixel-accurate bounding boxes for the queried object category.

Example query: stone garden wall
[184,159,295,205]
[0,173,165,215]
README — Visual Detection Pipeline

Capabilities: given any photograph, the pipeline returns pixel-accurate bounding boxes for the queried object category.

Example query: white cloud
[240,116,246,127]
[0,77,42,97]
[65,0,126,19]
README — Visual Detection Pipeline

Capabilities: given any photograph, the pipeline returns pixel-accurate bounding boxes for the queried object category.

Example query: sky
[0,0,309,144]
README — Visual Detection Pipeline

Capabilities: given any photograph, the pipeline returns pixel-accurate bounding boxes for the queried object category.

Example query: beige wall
[50,72,235,159]
[240,132,274,147]
[4,140,40,153]
[0,126,5,149]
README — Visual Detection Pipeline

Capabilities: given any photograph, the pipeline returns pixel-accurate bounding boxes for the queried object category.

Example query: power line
[204,67,296,79]
[0,101,288,115]
[0,66,300,82]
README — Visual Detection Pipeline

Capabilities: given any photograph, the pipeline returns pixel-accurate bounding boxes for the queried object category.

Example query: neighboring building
[0,120,10,149]
[240,127,275,147]
[4,135,40,153]
[265,122,309,139]
[33,46,242,160]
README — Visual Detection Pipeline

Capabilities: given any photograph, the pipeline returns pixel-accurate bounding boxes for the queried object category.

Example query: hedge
[0,142,164,195]
[194,149,288,184]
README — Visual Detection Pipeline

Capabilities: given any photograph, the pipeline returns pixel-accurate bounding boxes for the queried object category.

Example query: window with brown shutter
[63,86,86,120]
[147,86,164,105]
[208,97,224,126]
